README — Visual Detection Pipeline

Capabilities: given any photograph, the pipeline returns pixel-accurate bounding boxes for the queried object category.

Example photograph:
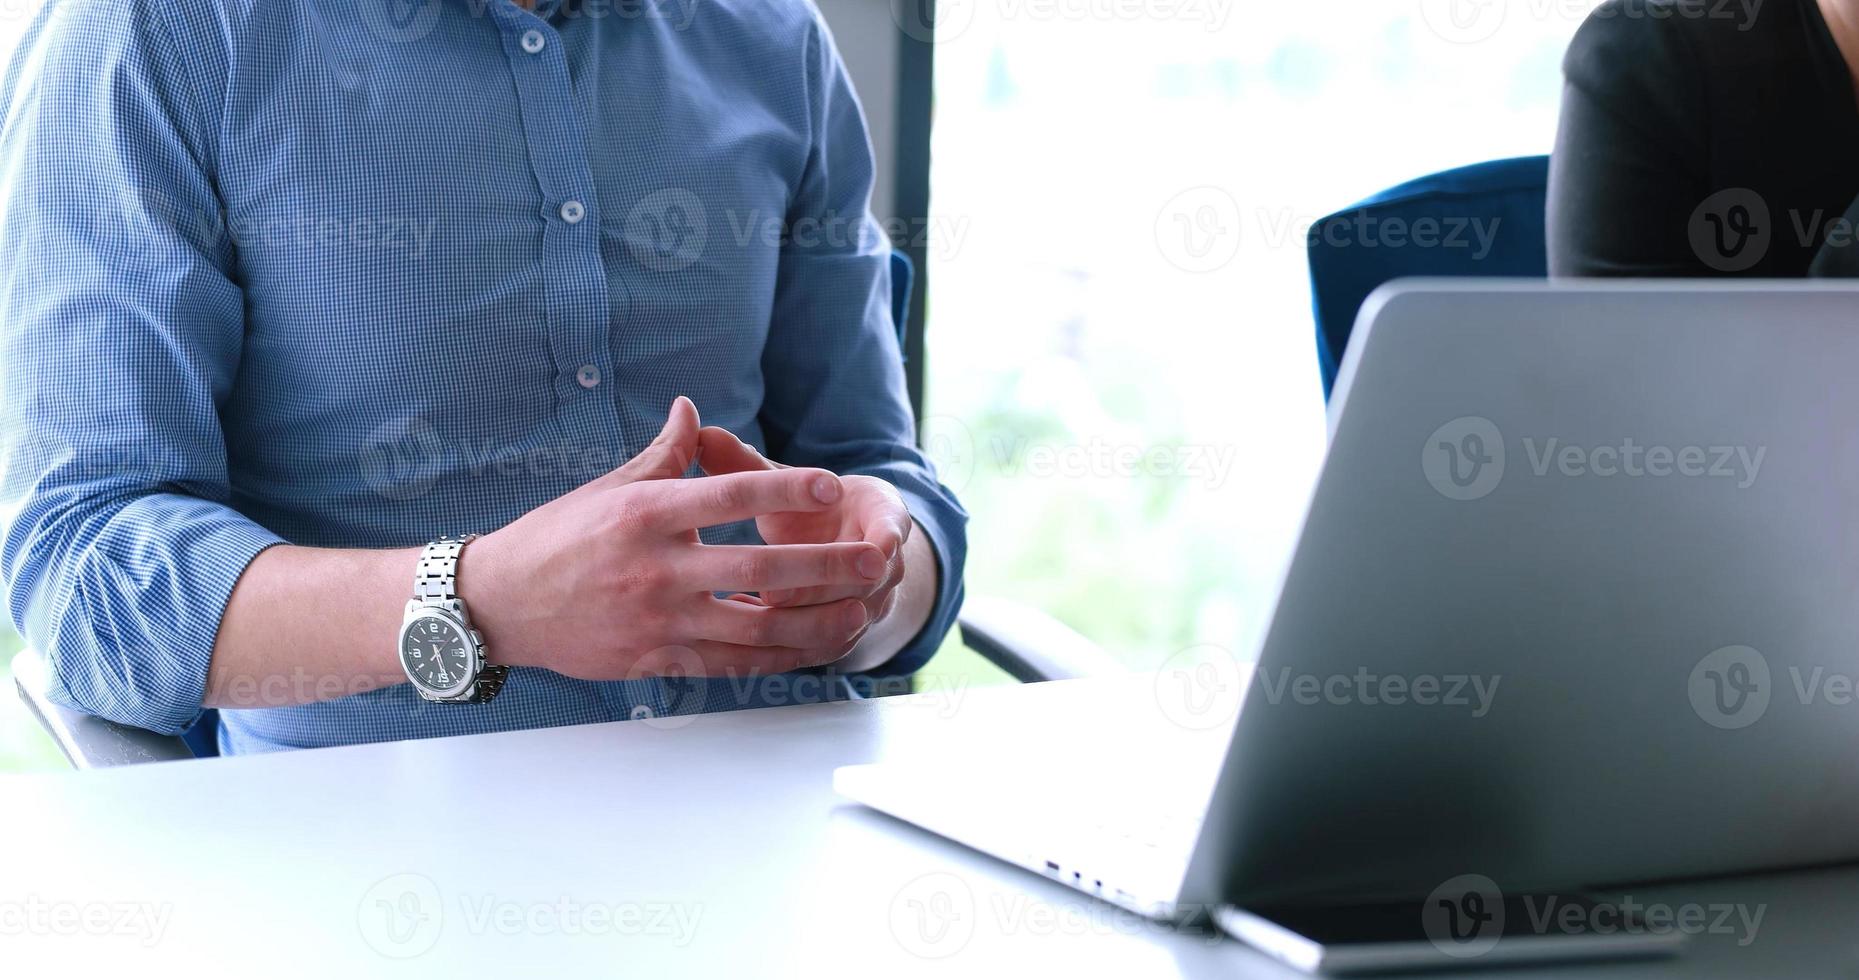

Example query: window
[915,0,1589,688]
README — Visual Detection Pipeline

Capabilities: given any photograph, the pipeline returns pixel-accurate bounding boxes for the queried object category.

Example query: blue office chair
[1306,155,1551,400]
[14,250,1120,768]
[889,249,914,355]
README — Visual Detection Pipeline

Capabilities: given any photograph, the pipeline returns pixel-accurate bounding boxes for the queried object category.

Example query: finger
[764,562,898,607]
[843,482,910,558]
[691,596,870,650]
[684,542,886,593]
[644,468,844,530]
[610,396,702,484]
[697,426,785,476]
[763,583,873,608]
[866,521,908,561]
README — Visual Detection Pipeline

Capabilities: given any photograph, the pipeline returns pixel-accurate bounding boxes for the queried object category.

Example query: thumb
[696,425,786,476]
[612,396,702,483]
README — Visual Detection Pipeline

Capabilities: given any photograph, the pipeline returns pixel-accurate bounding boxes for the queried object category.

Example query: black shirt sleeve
[1548,0,1715,277]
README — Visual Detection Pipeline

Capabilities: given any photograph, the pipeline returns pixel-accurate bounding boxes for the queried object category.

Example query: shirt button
[630,705,656,721]
[576,364,601,389]
[521,30,546,54]
[560,200,586,224]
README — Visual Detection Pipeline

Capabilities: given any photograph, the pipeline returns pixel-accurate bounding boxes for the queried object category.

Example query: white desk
[1,677,1854,977]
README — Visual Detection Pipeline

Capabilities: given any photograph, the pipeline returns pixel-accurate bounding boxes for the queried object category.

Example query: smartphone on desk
[1214,891,1687,976]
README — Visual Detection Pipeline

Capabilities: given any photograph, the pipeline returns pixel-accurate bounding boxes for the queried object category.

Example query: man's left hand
[696,426,913,632]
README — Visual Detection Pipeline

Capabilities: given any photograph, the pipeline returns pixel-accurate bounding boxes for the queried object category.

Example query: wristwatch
[398,535,508,704]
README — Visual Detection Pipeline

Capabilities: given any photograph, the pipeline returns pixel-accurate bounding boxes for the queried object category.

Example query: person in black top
[1549,0,1859,277]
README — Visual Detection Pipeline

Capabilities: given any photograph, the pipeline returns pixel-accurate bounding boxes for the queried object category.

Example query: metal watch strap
[413,535,507,704]
[414,535,475,603]
[464,662,510,705]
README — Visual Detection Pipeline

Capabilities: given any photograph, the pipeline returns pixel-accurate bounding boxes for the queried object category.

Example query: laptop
[836,280,1859,922]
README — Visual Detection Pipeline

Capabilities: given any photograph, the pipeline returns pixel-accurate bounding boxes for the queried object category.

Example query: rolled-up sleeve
[0,2,282,734]
[758,11,968,677]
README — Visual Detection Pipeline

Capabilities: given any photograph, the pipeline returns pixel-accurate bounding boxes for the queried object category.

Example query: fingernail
[857,551,885,580]
[811,476,840,503]
[844,603,870,634]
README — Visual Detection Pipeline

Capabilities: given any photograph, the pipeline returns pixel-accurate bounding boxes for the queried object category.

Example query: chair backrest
[890,249,914,349]
[13,647,196,767]
[181,708,219,757]
[175,250,921,759]
[1306,155,1550,399]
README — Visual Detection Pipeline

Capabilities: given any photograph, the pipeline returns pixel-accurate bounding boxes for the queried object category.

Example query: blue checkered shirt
[0,0,967,753]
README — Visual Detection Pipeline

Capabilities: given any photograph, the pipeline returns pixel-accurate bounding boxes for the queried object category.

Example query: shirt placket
[489,0,614,436]
[489,1,641,722]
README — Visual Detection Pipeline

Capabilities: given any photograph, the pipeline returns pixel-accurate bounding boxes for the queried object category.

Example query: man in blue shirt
[0,0,967,753]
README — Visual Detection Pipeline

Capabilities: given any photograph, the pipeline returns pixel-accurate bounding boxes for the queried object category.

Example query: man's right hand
[462,397,887,681]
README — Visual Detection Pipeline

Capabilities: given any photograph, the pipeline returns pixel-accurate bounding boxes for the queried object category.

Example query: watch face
[401,614,474,696]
